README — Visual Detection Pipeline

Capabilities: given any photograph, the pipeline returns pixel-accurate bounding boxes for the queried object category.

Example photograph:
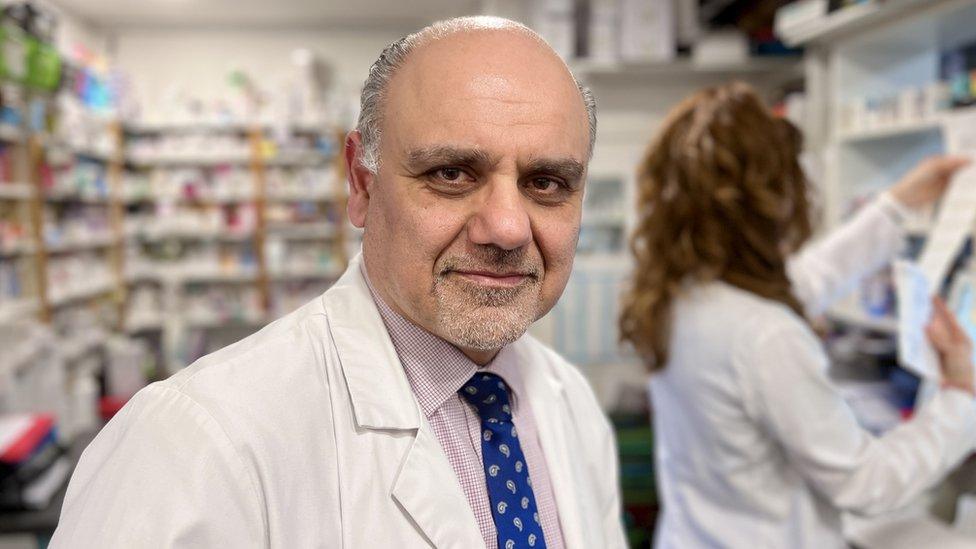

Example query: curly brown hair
[619,81,813,371]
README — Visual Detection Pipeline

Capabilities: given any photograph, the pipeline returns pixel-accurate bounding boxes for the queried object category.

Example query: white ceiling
[48,0,484,29]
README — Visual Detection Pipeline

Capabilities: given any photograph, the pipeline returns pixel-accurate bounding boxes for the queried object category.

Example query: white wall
[108,23,787,144]
[109,26,413,121]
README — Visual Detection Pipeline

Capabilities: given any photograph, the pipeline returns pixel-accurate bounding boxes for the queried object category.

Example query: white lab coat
[51,255,627,548]
[650,194,976,548]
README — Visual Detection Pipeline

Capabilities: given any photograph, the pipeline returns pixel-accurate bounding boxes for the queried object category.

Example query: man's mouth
[449,270,537,288]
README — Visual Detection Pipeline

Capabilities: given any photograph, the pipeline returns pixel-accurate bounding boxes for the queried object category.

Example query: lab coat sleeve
[557,354,629,548]
[594,407,628,548]
[739,320,976,516]
[787,193,908,317]
[50,383,266,548]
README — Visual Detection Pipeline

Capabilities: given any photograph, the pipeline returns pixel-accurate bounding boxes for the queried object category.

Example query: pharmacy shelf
[836,119,943,144]
[778,0,947,47]
[46,233,116,253]
[263,152,330,167]
[132,193,254,205]
[128,151,328,167]
[45,191,110,204]
[124,316,164,333]
[125,266,257,284]
[269,265,343,281]
[121,189,337,205]
[0,182,33,200]
[45,142,115,164]
[128,152,253,167]
[827,303,898,335]
[582,213,627,227]
[176,269,259,284]
[835,106,976,144]
[125,120,259,133]
[572,56,802,81]
[133,228,254,242]
[125,119,332,135]
[0,298,40,323]
[0,124,24,143]
[59,330,106,363]
[0,331,45,375]
[266,189,339,202]
[266,222,337,239]
[0,241,36,257]
[49,279,115,307]
[184,312,268,329]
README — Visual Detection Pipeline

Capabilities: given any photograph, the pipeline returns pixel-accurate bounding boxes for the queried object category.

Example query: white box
[588,0,619,64]
[619,0,675,62]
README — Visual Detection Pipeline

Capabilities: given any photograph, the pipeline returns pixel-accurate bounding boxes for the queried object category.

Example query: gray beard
[432,275,540,351]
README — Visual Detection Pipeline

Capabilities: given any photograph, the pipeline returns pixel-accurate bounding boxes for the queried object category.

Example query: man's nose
[467,179,532,251]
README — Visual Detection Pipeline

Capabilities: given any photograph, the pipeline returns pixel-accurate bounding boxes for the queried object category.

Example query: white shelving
[0,298,39,323]
[0,241,36,256]
[266,222,337,239]
[133,228,255,242]
[126,266,259,284]
[128,152,252,166]
[0,329,45,376]
[124,315,164,333]
[266,189,338,202]
[779,0,956,47]
[177,268,258,284]
[49,278,115,307]
[827,303,898,335]
[0,183,33,200]
[836,105,976,145]
[836,119,943,144]
[46,233,116,253]
[184,312,268,329]
[0,124,24,143]
[572,56,803,84]
[59,329,107,364]
[125,119,330,134]
[269,265,343,280]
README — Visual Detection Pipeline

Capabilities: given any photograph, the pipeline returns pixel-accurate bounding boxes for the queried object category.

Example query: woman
[619,81,975,548]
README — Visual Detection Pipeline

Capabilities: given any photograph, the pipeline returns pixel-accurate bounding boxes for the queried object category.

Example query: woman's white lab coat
[650,194,976,548]
[51,255,628,548]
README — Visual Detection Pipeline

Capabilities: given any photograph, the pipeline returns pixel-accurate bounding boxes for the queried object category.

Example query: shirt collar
[360,259,524,418]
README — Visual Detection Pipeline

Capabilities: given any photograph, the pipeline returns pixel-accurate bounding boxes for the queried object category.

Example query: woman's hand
[890,156,971,209]
[927,297,975,396]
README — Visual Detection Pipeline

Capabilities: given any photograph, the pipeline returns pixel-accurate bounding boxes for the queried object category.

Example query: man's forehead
[380,27,590,164]
[387,29,584,117]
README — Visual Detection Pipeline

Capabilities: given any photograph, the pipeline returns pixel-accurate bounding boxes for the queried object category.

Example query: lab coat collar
[321,254,421,431]
[322,254,484,546]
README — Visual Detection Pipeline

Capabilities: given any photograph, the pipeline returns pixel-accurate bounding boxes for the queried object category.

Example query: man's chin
[434,302,536,352]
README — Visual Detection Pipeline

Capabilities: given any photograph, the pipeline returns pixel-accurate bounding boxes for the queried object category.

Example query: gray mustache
[439,247,541,280]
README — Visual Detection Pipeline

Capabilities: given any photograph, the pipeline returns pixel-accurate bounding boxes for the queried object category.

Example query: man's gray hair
[356,16,597,174]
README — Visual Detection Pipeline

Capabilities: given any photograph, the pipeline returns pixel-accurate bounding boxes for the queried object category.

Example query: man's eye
[435,168,463,182]
[529,177,560,192]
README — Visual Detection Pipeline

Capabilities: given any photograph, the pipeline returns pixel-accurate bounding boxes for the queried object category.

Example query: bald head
[356,16,596,173]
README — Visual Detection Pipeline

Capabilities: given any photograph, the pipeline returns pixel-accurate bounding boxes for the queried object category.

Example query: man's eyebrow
[524,158,586,181]
[404,146,498,169]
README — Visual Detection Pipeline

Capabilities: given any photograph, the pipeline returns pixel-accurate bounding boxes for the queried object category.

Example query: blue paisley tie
[460,372,547,549]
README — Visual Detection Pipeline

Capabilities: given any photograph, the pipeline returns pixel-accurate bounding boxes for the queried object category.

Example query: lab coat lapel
[322,255,419,430]
[392,420,483,548]
[323,255,482,546]
[516,342,593,549]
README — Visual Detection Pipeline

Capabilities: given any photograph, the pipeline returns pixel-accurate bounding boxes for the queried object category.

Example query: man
[52,16,626,548]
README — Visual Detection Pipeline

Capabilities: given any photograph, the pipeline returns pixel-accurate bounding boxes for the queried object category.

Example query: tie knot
[459,372,513,423]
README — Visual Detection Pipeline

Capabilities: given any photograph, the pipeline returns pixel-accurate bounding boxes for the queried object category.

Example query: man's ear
[345,130,373,228]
